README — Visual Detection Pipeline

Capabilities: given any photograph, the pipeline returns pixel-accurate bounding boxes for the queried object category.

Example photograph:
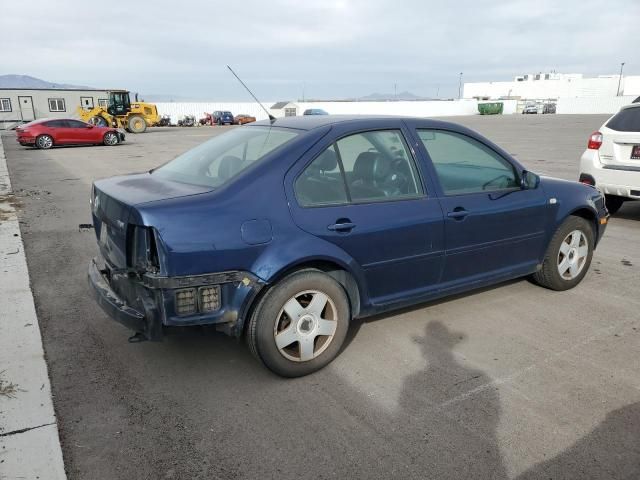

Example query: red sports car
[15,118,125,149]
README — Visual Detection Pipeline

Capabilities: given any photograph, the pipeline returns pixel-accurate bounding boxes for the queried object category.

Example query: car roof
[250,114,462,131]
[620,102,640,111]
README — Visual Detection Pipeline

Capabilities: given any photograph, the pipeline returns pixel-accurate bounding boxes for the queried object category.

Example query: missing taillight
[128,225,160,273]
[587,131,603,150]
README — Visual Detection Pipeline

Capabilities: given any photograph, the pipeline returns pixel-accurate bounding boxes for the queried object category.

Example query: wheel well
[241,260,362,337]
[569,208,598,239]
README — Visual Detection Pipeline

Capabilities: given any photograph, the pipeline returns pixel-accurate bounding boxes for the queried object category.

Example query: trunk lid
[92,173,213,268]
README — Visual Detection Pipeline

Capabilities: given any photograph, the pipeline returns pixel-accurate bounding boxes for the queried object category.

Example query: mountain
[0,74,92,89]
[359,91,430,101]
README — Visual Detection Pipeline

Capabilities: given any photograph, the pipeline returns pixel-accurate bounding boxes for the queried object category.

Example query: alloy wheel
[273,290,338,362]
[557,230,589,280]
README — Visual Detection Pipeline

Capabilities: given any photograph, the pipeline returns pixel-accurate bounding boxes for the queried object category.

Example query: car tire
[127,115,147,133]
[247,270,350,377]
[605,195,625,215]
[35,134,53,150]
[532,216,594,291]
[103,131,119,146]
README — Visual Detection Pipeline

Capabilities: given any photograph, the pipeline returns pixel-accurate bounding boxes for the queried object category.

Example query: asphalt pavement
[2,115,639,479]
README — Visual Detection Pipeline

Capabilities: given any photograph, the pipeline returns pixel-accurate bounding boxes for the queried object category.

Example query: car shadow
[516,401,640,479]
[340,277,525,352]
[613,200,640,221]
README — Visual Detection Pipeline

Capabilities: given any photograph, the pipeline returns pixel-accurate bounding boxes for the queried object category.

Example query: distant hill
[359,91,430,101]
[0,74,92,89]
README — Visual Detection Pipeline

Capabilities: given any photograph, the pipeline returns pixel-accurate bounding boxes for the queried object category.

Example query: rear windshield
[153,126,299,188]
[606,107,640,132]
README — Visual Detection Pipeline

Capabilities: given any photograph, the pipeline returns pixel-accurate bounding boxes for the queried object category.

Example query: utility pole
[302,82,306,102]
[394,83,397,100]
[617,62,625,96]
[458,72,463,99]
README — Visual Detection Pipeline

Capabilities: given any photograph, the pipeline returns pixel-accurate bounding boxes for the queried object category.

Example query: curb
[0,135,67,479]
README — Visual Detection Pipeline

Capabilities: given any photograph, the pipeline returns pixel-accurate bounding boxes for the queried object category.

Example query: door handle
[447,208,469,219]
[327,221,356,232]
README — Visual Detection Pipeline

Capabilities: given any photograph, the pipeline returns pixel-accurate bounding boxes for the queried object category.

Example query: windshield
[153,126,299,188]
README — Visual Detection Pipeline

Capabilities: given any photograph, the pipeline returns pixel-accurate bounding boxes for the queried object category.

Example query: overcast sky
[3,0,638,100]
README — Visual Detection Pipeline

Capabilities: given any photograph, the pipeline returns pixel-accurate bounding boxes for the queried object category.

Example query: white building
[0,88,110,129]
[464,73,640,100]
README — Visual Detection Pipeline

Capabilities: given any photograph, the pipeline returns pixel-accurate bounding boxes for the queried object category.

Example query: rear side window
[418,129,518,195]
[606,108,640,132]
[295,145,348,207]
[153,126,299,188]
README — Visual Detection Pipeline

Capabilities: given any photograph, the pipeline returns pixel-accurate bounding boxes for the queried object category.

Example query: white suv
[579,102,640,214]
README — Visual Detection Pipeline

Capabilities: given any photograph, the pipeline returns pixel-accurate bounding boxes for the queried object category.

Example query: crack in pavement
[0,422,56,438]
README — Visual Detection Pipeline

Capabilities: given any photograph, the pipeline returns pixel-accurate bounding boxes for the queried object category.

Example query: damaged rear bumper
[88,258,265,341]
[88,258,149,334]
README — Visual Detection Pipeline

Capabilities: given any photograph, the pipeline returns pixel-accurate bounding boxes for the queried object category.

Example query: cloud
[3,0,638,100]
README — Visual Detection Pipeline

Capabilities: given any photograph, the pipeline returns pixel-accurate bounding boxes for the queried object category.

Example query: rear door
[600,107,640,169]
[286,123,445,305]
[44,120,70,143]
[411,126,549,285]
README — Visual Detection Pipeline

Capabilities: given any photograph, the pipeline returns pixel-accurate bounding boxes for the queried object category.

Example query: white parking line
[0,135,67,479]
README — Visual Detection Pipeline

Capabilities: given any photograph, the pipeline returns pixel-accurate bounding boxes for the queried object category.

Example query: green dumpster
[477,102,504,115]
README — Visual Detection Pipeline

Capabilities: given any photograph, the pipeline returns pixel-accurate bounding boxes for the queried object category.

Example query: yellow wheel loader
[77,90,160,133]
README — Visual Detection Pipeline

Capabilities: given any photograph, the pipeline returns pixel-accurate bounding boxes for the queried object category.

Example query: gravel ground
[3,114,639,479]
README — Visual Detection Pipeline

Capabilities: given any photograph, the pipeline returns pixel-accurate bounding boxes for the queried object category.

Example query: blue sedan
[88,116,608,377]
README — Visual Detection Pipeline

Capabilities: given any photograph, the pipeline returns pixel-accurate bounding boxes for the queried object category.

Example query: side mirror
[521,170,540,190]
[86,124,94,129]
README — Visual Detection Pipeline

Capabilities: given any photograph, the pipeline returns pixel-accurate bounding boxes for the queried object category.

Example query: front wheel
[36,134,53,149]
[532,216,594,291]
[127,115,147,133]
[103,131,119,146]
[247,270,350,377]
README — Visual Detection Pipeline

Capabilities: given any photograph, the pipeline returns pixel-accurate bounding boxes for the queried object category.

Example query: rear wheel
[247,270,350,377]
[89,115,109,127]
[103,131,119,146]
[127,115,147,133]
[605,195,625,215]
[35,134,53,150]
[532,216,594,291]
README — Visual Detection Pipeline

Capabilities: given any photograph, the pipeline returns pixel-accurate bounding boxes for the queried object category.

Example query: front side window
[418,129,518,195]
[67,120,88,128]
[153,126,299,188]
[48,98,66,112]
[336,130,422,202]
[295,130,423,206]
[0,98,11,112]
[606,108,640,132]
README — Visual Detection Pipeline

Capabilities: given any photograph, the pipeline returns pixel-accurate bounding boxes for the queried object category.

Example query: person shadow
[397,321,640,480]
[396,321,509,479]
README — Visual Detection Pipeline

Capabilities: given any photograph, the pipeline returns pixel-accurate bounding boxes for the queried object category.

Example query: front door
[287,126,445,305]
[18,96,35,122]
[414,128,549,285]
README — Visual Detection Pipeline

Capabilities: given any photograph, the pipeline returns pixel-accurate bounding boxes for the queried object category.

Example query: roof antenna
[227,65,276,122]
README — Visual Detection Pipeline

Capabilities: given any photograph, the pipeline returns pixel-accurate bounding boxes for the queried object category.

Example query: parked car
[199,113,214,126]
[157,115,172,127]
[579,102,640,214]
[15,118,124,149]
[543,103,557,114]
[303,108,329,115]
[234,114,256,125]
[88,116,608,377]
[522,103,538,114]
[213,110,234,125]
[178,115,196,127]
